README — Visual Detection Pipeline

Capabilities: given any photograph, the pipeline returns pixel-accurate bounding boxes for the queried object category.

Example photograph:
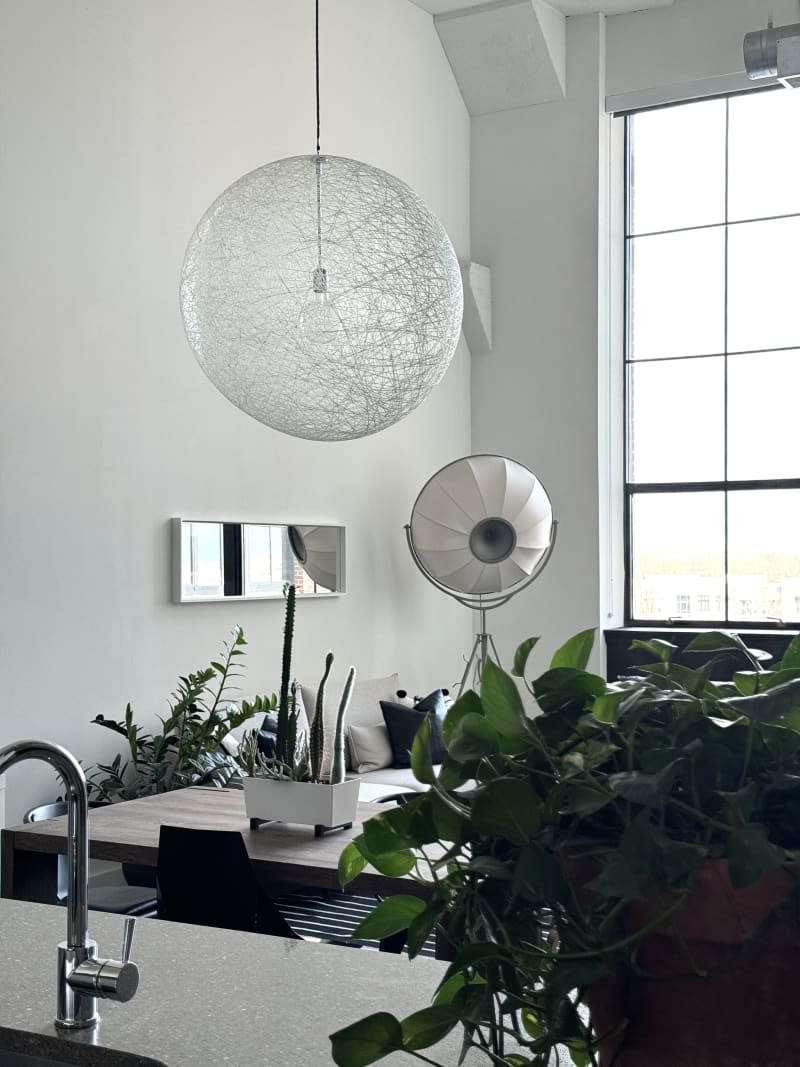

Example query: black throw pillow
[380,690,447,768]
[257,712,279,758]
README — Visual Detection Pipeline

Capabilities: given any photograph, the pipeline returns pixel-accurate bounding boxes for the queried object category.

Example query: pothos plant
[329,629,800,1067]
[88,626,254,801]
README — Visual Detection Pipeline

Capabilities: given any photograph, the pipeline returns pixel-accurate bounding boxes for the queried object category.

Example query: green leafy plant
[330,629,800,1067]
[88,626,254,801]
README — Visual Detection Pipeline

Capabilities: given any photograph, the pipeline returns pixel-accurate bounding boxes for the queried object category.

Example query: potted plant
[239,583,358,835]
[330,629,800,1067]
[88,625,255,800]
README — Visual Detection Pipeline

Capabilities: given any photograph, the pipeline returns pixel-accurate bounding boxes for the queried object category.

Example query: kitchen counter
[0,899,467,1067]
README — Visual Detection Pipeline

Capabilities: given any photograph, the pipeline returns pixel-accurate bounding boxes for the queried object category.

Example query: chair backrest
[23,802,69,899]
[156,824,298,939]
[23,801,69,823]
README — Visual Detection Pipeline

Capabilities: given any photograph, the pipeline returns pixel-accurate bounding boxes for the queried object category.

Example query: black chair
[157,825,313,940]
[23,802,157,917]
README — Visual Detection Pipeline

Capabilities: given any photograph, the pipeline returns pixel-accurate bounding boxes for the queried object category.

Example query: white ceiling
[410,0,674,15]
[408,0,675,115]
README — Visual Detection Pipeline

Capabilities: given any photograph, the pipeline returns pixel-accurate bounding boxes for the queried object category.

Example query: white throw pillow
[347,722,394,774]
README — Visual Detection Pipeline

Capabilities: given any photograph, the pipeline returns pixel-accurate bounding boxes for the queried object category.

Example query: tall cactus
[275,584,296,770]
[309,651,334,783]
[330,666,356,785]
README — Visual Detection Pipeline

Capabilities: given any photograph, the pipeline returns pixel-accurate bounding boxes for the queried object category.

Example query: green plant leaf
[410,715,437,786]
[481,659,529,740]
[448,713,501,762]
[558,784,612,816]
[330,1013,403,1067]
[365,849,417,879]
[550,629,596,671]
[468,856,513,880]
[401,1004,461,1051]
[585,853,640,900]
[363,812,416,854]
[406,900,444,958]
[512,637,540,678]
[591,690,627,724]
[779,634,800,670]
[726,824,785,888]
[472,779,540,844]
[733,672,759,696]
[684,631,750,655]
[512,843,566,903]
[723,677,800,723]
[353,895,426,940]
[442,689,484,747]
[629,638,678,663]
[609,760,683,808]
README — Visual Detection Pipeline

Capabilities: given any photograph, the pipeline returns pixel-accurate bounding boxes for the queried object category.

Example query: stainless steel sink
[0,1028,166,1067]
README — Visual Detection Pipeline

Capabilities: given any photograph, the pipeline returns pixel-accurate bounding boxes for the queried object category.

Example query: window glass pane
[243,524,291,596]
[729,490,800,624]
[181,522,224,598]
[727,350,800,480]
[629,99,725,235]
[728,90,800,221]
[630,493,725,621]
[728,216,800,353]
[629,357,724,482]
[629,229,725,359]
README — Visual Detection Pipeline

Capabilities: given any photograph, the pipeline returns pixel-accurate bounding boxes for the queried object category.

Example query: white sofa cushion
[348,723,393,774]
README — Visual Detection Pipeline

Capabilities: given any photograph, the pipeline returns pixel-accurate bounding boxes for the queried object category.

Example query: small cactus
[309,651,334,783]
[275,584,296,770]
[330,666,356,785]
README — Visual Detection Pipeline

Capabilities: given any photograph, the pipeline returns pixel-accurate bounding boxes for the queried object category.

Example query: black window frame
[623,88,800,631]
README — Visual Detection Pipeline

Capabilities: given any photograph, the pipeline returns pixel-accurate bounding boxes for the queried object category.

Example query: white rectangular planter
[243,776,360,833]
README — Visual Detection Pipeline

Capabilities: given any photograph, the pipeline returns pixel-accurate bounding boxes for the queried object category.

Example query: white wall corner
[532,1,567,96]
[460,261,492,355]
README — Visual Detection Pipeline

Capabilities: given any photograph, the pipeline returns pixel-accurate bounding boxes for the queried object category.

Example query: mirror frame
[171,518,346,603]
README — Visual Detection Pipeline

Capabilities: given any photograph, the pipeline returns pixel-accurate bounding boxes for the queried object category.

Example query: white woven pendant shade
[409,455,553,596]
[180,154,463,442]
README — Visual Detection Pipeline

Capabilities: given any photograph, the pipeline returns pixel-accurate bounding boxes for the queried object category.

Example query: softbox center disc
[469,517,517,564]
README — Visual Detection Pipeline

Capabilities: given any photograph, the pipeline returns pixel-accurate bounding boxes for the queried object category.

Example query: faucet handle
[121,917,135,964]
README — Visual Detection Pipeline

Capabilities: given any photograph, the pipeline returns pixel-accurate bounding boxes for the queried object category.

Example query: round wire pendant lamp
[181,155,462,441]
[179,2,463,442]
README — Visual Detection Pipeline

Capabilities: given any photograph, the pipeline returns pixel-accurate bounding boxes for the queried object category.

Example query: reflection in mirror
[172,519,345,602]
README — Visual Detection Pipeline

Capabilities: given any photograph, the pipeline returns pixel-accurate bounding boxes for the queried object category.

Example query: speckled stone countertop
[0,899,470,1066]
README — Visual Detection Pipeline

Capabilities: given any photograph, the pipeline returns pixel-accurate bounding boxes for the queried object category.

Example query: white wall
[0,0,471,824]
[470,14,606,671]
[608,0,800,99]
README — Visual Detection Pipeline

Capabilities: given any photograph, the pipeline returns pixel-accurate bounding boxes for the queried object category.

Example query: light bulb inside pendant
[300,265,343,346]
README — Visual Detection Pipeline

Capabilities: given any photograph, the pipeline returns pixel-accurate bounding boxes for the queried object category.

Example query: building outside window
[624,88,800,626]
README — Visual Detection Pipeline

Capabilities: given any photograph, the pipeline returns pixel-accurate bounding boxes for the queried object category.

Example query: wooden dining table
[0,786,419,904]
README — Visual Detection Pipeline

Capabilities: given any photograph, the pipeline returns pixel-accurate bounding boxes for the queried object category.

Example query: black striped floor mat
[274,890,437,957]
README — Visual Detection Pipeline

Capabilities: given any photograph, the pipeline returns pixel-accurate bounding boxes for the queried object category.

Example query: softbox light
[406,454,557,690]
[288,525,342,592]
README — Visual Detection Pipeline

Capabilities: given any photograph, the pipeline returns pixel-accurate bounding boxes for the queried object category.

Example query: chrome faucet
[0,739,139,1029]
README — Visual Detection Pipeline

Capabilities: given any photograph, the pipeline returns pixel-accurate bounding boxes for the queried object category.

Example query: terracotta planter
[575,859,800,1067]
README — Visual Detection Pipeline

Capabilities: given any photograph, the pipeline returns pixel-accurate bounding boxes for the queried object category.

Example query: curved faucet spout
[0,739,89,950]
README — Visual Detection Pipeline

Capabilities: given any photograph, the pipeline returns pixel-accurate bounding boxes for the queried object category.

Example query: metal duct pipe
[744,22,800,80]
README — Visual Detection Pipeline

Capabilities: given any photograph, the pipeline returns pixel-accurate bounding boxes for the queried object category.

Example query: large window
[625,89,800,626]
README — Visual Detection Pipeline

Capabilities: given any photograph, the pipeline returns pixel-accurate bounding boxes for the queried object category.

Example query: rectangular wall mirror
[172,519,346,602]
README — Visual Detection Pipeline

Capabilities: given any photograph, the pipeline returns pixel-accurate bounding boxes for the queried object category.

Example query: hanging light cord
[314,0,324,279]
[315,0,321,156]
